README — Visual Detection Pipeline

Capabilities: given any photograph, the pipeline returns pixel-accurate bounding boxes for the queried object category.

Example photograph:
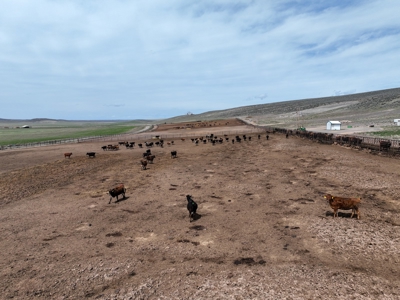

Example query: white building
[326,121,341,130]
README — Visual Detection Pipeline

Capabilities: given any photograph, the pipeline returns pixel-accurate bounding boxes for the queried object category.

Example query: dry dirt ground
[1,121,400,299]
[153,119,245,131]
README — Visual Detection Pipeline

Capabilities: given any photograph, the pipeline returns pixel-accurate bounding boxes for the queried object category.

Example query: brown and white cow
[140,159,148,170]
[109,184,126,204]
[324,194,361,219]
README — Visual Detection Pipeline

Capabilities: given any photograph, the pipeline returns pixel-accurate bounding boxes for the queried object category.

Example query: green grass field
[0,121,146,146]
[368,127,400,138]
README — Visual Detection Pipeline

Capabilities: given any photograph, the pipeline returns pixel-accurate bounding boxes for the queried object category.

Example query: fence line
[1,123,398,151]
[0,128,265,150]
[256,125,400,153]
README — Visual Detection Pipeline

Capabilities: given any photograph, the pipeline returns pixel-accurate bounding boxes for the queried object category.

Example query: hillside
[2,87,400,141]
[161,87,400,130]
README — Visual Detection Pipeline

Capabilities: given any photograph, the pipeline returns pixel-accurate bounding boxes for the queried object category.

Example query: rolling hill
[161,87,400,130]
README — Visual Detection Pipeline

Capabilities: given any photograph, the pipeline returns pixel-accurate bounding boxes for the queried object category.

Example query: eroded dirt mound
[155,118,246,131]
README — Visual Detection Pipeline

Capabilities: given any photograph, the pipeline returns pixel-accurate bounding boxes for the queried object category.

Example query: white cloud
[0,0,399,119]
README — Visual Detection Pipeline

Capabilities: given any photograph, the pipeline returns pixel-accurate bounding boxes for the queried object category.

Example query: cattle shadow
[113,196,130,204]
[325,211,354,218]
[191,213,202,221]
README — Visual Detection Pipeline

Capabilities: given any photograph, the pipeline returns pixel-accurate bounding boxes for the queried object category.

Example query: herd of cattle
[60,129,375,221]
[270,127,397,152]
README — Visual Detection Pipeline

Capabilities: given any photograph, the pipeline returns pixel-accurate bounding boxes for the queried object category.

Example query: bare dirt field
[1,121,400,299]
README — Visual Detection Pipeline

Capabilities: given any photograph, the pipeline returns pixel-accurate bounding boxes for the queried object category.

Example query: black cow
[143,149,152,158]
[146,154,155,163]
[125,142,135,149]
[86,152,96,158]
[380,140,391,151]
[186,195,198,222]
[101,146,107,151]
[171,150,177,158]
[108,184,126,204]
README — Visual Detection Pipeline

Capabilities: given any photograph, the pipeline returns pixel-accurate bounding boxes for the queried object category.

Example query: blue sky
[1,0,400,120]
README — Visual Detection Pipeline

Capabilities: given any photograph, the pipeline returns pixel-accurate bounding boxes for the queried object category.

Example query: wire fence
[0,128,266,150]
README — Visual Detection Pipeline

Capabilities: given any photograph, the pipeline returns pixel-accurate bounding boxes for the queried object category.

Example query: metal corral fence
[257,125,400,154]
[0,127,265,150]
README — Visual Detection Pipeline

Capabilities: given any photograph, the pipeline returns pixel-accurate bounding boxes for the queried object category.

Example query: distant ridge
[0,118,66,122]
[161,87,400,123]
[1,87,400,124]
[0,118,155,123]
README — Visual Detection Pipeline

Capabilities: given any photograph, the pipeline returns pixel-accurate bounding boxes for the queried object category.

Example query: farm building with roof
[326,121,341,130]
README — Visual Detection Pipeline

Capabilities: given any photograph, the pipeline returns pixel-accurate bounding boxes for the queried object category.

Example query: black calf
[186,195,198,222]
